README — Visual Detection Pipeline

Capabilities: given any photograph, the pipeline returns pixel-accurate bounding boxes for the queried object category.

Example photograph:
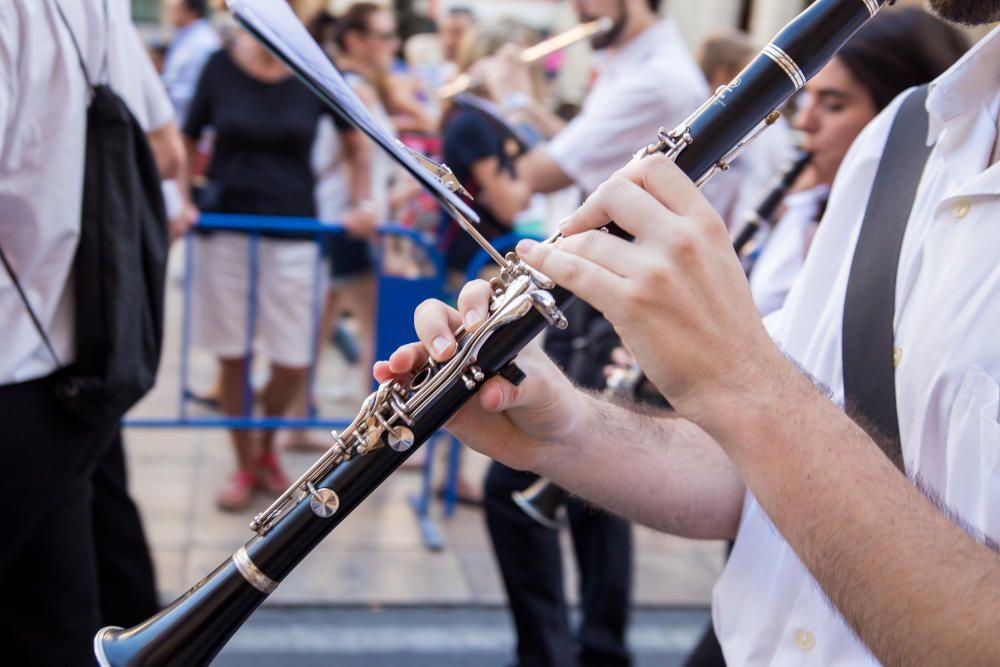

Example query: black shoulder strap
[842,85,932,471]
[0,245,62,367]
[52,0,110,88]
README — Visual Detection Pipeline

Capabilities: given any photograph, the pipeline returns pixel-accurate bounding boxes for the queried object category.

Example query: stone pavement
[124,260,727,608]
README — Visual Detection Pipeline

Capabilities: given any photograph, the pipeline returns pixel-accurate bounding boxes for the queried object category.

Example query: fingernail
[558,218,571,232]
[516,239,537,255]
[432,336,451,357]
[464,308,482,328]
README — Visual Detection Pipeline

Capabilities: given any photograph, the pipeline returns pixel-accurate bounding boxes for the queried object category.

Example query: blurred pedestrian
[0,0,182,662]
[183,9,333,510]
[161,0,220,125]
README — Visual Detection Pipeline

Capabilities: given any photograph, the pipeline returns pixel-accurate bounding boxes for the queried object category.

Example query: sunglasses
[367,30,399,42]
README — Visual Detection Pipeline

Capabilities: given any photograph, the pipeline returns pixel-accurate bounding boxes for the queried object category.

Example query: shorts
[190,233,324,368]
[326,231,374,284]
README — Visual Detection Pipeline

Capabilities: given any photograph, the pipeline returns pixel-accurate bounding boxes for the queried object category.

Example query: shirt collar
[593,18,680,76]
[926,24,1000,145]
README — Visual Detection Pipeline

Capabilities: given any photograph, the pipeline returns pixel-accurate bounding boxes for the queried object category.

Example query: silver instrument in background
[437,18,614,99]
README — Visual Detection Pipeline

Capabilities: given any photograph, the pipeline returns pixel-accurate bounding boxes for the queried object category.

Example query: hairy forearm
[711,367,1000,667]
[535,391,744,539]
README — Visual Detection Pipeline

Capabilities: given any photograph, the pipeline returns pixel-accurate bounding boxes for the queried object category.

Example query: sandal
[257,452,291,493]
[217,469,258,512]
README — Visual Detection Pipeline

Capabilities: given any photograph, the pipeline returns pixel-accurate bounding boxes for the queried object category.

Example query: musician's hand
[169,200,199,243]
[513,154,788,425]
[373,280,585,471]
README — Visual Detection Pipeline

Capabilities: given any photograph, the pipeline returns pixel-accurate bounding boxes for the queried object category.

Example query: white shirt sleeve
[0,5,19,158]
[547,81,674,194]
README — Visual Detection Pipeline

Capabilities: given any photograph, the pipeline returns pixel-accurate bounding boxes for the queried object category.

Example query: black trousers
[485,462,632,667]
[0,373,158,666]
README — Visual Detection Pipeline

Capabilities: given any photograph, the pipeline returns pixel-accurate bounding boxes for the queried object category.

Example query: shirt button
[952,201,971,219]
[795,629,816,651]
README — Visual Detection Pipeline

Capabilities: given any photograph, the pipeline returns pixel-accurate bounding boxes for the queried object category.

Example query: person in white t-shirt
[376,1,1000,665]
[0,1,184,663]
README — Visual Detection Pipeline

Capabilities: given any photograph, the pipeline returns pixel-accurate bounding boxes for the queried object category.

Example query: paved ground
[212,607,713,667]
[123,252,726,623]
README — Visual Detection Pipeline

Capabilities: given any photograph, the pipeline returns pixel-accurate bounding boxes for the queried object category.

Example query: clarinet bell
[511,478,568,530]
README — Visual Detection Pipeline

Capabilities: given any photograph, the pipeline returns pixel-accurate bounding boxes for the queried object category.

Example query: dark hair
[183,0,209,17]
[335,2,384,52]
[307,10,338,46]
[648,0,662,12]
[837,6,967,112]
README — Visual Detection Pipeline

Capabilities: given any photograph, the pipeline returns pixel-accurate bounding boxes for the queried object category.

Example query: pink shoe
[257,452,291,493]
[216,469,258,512]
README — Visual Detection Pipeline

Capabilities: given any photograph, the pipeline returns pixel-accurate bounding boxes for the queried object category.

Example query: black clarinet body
[95,1,888,664]
[732,150,813,257]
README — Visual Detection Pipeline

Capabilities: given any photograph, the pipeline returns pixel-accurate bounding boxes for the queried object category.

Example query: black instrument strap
[842,86,931,471]
[52,0,110,87]
[0,244,62,367]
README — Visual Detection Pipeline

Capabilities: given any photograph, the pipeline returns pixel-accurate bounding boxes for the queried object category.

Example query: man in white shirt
[378,2,1000,665]
[161,0,220,125]
[0,1,180,663]
[488,0,756,219]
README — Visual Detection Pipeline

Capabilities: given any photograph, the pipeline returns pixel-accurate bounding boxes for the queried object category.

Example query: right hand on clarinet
[373,279,585,472]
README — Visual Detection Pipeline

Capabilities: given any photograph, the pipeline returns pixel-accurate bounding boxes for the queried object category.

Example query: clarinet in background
[731,150,812,268]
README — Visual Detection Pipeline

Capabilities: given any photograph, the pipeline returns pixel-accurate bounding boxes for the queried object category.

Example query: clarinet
[94,1,888,664]
[731,149,813,262]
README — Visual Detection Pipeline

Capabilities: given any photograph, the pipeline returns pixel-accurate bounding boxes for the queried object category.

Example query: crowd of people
[2,0,999,665]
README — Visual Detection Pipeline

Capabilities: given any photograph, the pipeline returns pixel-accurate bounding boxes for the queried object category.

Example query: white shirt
[548,20,714,194]
[714,26,1000,666]
[312,73,393,224]
[162,17,220,124]
[720,115,796,229]
[749,184,829,316]
[0,0,173,385]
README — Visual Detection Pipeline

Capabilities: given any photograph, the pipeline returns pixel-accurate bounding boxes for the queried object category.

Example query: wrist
[697,354,820,461]
[531,386,598,476]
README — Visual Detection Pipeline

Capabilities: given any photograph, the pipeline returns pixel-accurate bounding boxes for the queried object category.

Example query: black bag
[62,82,169,425]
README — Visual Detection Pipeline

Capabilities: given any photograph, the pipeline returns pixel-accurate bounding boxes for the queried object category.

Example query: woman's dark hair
[837,6,968,112]
[334,2,384,52]
[183,0,209,17]
[648,0,662,12]
[307,10,338,46]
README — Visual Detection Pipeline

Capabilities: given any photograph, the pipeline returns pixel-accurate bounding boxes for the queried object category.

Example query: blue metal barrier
[126,213,444,430]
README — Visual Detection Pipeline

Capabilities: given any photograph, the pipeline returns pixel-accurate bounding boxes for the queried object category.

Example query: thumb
[478,377,520,412]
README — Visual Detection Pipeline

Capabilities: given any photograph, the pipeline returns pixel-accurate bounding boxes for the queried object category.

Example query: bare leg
[219,356,257,471]
[261,364,310,454]
[340,275,377,394]
[217,356,260,511]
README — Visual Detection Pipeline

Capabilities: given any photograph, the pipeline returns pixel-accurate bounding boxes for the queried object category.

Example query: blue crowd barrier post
[179,232,196,420]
